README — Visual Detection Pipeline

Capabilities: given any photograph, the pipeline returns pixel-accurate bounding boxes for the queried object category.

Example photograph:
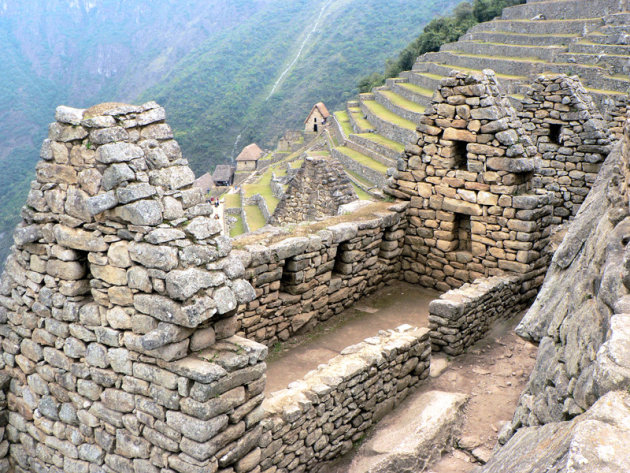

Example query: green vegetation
[379,90,426,113]
[352,184,373,201]
[244,169,281,213]
[362,100,417,130]
[397,81,434,98]
[224,193,241,209]
[229,214,246,237]
[357,133,405,153]
[245,205,267,231]
[348,107,374,132]
[336,146,389,173]
[358,0,527,92]
[334,111,354,136]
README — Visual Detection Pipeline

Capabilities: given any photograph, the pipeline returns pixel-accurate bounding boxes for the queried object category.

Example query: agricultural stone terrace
[330,0,630,191]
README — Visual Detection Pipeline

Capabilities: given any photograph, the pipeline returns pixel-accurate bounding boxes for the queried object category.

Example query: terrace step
[569,41,630,56]
[468,18,604,36]
[400,70,443,91]
[346,134,399,166]
[500,0,622,21]
[332,146,388,188]
[462,30,579,47]
[603,12,630,25]
[374,88,426,123]
[346,105,375,134]
[389,79,434,107]
[359,97,418,146]
[442,40,567,62]
[557,51,630,75]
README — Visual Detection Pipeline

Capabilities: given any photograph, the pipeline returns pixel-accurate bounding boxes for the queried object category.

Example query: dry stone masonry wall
[235,204,408,347]
[260,325,430,473]
[269,157,357,226]
[387,70,553,295]
[519,74,612,223]
[0,103,268,473]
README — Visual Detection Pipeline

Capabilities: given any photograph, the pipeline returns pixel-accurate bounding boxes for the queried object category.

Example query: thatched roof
[236,143,264,162]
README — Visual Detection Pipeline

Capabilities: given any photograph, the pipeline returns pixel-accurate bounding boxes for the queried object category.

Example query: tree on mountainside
[358,0,526,91]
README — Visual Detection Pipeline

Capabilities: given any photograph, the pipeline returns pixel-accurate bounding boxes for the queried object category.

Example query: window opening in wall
[549,123,562,144]
[452,140,468,170]
[332,243,348,276]
[314,123,318,132]
[455,213,472,252]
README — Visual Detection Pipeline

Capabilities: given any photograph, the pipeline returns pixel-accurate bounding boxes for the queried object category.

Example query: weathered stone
[129,242,178,271]
[96,142,144,164]
[115,200,163,225]
[166,269,226,300]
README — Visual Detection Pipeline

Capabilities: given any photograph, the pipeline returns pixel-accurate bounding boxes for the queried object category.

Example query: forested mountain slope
[0,0,459,268]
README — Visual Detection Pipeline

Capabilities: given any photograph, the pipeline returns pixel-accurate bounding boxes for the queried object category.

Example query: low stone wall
[234,203,408,346]
[332,147,388,188]
[226,206,249,234]
[359,100,417,145]
[346,134,399,163]
[375,89,424,123]
[244,194,271,223]
[429,275,526,355]
[260,325,431,473]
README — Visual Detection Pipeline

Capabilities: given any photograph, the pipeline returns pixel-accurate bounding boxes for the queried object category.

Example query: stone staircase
[331,0,630,189]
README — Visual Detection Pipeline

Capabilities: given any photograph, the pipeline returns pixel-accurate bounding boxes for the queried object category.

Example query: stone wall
[260,325,430,472]
[509,117,630,432]
[519,74,612,223]
[0,103,267,473]
[0,374,9,473]
[332,147,387,188]
[234,204,408,346]
[244,194,271,223]
[387,70,553,293]
[429,275,526,355]
[359,99,417,145]
[269,157,357,226]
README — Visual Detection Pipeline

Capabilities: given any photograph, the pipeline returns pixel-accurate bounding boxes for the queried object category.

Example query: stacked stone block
[0,374,8,473]
[0,102,267,473]
[260,325,430,472]
[387,70,553,292]
[519,74,612,223]
[428,275,525,355]
[236,204,408,346]
[269,157,358,226]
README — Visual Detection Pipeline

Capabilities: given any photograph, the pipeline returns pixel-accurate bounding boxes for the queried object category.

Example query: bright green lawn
[381,90,426,114]
[348,107,373,131]
[362,100,416,131]
[229,214,245,237]
[334,111,354,136]
[224,193,241,208]
[245,205,266,231]
[336,146,388,174]
[357,133,405,153]
[352,184,373,201]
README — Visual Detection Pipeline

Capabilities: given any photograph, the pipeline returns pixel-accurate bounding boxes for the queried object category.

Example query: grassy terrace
[336,146,388,174]
[397,82,434,98]
[356,133,405,153]
[334,111,353,137]
[467,40,567,49]
[380,90,426,114]
[413,71,443,81]
[480,31,579,38]
[344,166,377,189]
[450,52,549,64]
[244,168,280,213]
[352,184,373,201]
[229,214,245,238]
[348,107,373,131]
[421,62,527,81]
[224,193,241,208]
[362,100,417,131]
[245,205,266,231]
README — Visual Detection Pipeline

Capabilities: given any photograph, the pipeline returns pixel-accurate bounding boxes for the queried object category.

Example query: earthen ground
[265,281,439,393]
[266,281,537,472]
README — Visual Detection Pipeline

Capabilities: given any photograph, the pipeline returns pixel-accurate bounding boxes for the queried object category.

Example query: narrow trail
[230,131,243,160]
[265,0,333,100]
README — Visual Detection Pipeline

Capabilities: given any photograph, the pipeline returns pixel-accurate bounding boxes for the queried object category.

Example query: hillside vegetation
[0,0,460,267]
[359,0,526,92]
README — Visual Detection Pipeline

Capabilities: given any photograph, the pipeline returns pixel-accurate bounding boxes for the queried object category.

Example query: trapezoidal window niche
[452,140,469,170]
[549,123,562,145]
[454,213,472,253]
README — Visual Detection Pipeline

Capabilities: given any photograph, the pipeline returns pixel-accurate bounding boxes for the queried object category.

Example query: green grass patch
[348,107,373,131]
[352,183,373,201]
[424,62,527,81]
[344,167,377,188]
[336,146,388,174]
[356,133,405,153]
[380,90,426,114]
[290,159,305,168]
[414,72,443,81]
[245,205,266,231]
[362,100,417,131]
[334,111,354,136]
[229,214,245,238]
[224,193,241,208]
[397,82,433,98]
[243,169,280,213]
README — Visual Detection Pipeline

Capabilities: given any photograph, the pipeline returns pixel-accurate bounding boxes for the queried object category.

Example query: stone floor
[265,281,439,393]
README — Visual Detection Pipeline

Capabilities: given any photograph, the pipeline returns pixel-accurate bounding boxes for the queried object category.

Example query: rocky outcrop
[269,156,357,225]
[510,116,630,430]
[477,391,630,473]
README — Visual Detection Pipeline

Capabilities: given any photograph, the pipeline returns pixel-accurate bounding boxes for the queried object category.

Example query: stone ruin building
[0,66,629,472]
[268,156,357,226]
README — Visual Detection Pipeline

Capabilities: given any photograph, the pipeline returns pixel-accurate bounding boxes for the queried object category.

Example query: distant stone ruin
[269,156,357,225]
